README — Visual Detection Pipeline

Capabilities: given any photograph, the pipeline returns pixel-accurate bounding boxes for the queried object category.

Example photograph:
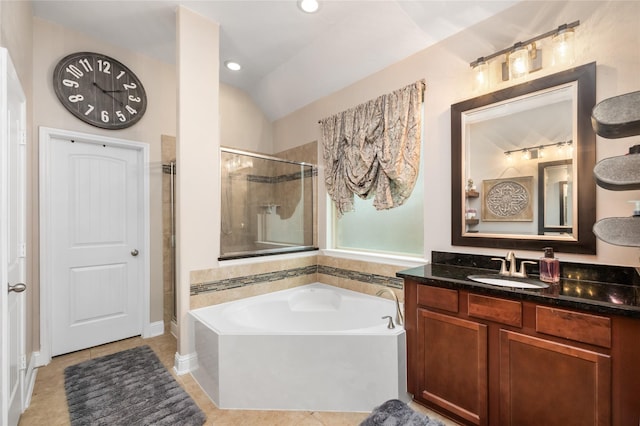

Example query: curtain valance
[320,79,425,216]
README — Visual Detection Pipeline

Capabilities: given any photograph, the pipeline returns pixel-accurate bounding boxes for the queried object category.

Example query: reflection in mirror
[451,62,596,254]
[464,84,575,236]
[539,160,572,235]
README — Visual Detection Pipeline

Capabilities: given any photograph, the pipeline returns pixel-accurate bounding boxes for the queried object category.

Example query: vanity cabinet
[417,309,488,425]
[499,330,610,425]
[404,278,640,426]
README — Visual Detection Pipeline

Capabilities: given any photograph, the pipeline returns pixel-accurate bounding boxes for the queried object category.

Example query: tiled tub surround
[190,283,408,412]
[190,254,408,309]
[398,251,640,317]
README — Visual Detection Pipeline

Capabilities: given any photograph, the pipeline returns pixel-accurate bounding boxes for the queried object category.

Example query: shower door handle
[131,249,139,257]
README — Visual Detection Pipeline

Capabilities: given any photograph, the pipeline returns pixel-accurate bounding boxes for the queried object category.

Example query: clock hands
[92,82,124,106]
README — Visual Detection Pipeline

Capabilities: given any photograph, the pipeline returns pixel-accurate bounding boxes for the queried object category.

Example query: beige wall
[31,18,177,346]
[273,1,640,268]
[1,0,35,358]
[175,6,220,355]
[220,84,273,153]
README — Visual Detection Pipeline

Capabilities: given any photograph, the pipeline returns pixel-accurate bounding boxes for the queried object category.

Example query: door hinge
[19,243,26,258]
[20,354,27,371]
[19,130,27,145]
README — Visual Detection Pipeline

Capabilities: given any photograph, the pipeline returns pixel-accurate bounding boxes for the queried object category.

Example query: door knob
[131,249,139,257]
[8,283,26,293]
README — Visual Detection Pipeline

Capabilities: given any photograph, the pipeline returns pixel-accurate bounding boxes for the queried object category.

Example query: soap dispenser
[539,247,560,283]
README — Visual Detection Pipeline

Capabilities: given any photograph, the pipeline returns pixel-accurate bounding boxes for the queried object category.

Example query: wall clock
[53,52,147,130]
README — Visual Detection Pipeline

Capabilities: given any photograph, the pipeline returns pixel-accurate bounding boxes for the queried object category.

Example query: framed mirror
[538,159,572,235]
[451,62,596,254]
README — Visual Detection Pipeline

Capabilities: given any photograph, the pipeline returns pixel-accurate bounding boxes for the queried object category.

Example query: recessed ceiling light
[298,0,319,13]
[225,61,241,71]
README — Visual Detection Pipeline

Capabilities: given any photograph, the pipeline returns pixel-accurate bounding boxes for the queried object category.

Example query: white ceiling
[31,0,520,121]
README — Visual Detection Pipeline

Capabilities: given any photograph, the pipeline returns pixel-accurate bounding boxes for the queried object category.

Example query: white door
[1,48,27,426]
[47,134,144,356]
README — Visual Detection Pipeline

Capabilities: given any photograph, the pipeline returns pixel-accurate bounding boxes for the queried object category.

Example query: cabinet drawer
[468,294,522,327]
[536,306,611,348]
[417,285,458,313]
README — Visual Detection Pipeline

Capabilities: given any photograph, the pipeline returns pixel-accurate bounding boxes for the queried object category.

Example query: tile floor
[19,333,458,425]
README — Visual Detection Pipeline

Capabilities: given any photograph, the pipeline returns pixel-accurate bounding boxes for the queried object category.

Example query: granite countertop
[397,252,640,318]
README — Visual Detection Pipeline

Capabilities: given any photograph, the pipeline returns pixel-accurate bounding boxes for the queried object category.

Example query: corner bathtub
[189,283,408,412]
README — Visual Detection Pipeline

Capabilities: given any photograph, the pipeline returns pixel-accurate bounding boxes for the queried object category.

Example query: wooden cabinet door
[417,309,488,425]
[500,330,611,426]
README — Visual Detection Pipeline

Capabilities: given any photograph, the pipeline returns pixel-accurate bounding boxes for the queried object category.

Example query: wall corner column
[175,6,220,359]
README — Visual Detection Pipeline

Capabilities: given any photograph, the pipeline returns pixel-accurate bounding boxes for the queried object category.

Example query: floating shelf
[591,91,640,247]
[593,150,640,191]
[591,90,640,139]
[466,190,479,198]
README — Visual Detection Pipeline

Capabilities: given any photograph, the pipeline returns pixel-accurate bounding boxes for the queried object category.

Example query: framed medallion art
[482,176,534,222]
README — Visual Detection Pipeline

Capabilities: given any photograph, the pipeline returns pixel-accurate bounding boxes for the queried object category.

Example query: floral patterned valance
[319,80,425,216]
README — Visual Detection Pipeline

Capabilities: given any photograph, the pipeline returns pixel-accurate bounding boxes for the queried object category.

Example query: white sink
[467,275,549,289]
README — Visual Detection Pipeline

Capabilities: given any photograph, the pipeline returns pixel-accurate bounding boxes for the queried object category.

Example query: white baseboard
[173,351,197,376]
[23,351,40,409]
[170,320,177,338]
[33,350,49,368]
[143,320,165,338]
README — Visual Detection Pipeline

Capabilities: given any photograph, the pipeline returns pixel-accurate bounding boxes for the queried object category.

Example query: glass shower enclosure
[220,148,316,260]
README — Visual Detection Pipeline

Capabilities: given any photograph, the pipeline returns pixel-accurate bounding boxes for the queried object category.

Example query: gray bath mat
[360,399,445,426]
[64,345,206,426]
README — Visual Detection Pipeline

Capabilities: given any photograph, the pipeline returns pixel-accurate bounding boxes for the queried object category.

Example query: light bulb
[224,61,241,71]
[509,44,530,80]
[522,149,530,160]
[566,141,574,156]
[552,27,575,67]
[298,0,319,13]
[472,59,489,93]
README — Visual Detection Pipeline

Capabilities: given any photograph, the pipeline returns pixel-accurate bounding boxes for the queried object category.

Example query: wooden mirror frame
[537,159,573,235]
[451,62,596,254]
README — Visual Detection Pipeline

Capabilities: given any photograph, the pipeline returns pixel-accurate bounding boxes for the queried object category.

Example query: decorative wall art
[482,176,534,221]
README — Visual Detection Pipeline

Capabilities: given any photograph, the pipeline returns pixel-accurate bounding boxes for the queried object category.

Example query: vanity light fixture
[224,61,242,71]
[298,0,320,13]
[504,140,572,160]
[470,21,579,86]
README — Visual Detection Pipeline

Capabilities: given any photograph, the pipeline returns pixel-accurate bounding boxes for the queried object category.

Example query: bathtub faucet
[376,288,404,326]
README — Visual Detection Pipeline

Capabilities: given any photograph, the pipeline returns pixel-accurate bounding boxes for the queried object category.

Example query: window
[333,156,424,257]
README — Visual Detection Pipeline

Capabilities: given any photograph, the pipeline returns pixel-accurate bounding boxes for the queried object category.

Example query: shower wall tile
[161,135,177,332]
[275,141,318,247]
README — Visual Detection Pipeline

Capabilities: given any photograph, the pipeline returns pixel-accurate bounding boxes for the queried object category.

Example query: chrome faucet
[491,251,536,278]
[376,287,404,326]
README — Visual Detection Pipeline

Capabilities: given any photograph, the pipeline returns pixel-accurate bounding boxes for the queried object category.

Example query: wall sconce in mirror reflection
[505,140,573,163]
[471,21,578,93]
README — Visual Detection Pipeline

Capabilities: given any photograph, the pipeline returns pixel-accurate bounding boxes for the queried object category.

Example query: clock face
[53,52,147,130]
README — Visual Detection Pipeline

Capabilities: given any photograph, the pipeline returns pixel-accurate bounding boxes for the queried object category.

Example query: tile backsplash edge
[190,264,403,296]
